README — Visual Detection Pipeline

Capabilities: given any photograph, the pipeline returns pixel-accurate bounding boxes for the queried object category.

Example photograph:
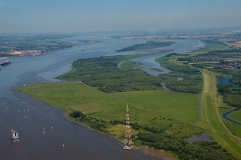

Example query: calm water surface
[216,77,240,86]
[0,32,202,160]
[110,39,204,76]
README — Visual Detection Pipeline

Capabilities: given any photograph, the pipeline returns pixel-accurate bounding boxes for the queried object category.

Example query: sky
[1,0,241,33]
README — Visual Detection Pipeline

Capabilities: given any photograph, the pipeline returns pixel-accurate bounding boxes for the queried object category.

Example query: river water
[110,39,204,76]
[0,32,203,160]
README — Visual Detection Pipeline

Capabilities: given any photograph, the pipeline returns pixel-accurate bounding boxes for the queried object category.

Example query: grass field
[119,61,141,70]
[195,70,241,159]
[150,68,163,72]
[116,41,174,52]
[17,82,124,115]
[229,110,241,123]
[17,82,203,139]
[223,119,241,138]
[111,90,200,123]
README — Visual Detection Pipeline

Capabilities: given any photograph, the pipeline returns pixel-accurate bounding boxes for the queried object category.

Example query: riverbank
[15,85,179,159]
[141,147,176,160]
[15,82,203,157]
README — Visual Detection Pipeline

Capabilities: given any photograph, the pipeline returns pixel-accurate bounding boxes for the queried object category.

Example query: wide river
[0,32,204,160]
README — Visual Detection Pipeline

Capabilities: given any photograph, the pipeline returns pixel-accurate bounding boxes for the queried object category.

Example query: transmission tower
[123,104,132,150]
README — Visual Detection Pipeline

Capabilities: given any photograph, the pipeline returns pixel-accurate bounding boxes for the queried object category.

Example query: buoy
[24,110,25,113]
[52,126,53,130]
[28,109,29,112]
[63,144,65,147]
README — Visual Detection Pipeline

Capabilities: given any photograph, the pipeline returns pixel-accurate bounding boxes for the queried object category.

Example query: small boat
[10,129,19,140]
[123,145,131,150]
[1,61,10,66]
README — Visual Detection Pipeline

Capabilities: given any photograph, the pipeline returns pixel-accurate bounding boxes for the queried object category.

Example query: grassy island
[116,41,175,52]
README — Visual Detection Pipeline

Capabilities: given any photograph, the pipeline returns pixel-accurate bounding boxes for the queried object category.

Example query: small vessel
[123,145,131,150]
[10,129,19,140]
[1,61,10,66]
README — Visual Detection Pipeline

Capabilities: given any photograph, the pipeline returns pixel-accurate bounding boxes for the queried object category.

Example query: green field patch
[69,102,107,114]
[219,107,231,114]
[106,124,125,139]
[223,119,241,138]
[116,41,174,52]
[150,68,163,72]
[229,109,241,123]
[119,61,141,70]
[111,90,200,123]
[17,82,126,114]
[106,124,139,139]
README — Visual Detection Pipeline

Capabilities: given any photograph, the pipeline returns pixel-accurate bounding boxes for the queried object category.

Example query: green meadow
[17,82,202,138]
[116,41,174,52]
[229,110,241,124]
[111,90,199,123]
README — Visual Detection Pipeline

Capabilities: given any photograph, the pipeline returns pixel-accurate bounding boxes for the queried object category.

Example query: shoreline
[14,86,176,159]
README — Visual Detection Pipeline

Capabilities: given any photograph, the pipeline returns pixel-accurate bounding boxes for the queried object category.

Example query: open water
[0,32,204,160]
[216,77,240,86]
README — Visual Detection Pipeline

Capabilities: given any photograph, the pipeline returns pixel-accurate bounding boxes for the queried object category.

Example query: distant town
[220,60,241,69]
[1,49,46,57]
[0,34,75,58]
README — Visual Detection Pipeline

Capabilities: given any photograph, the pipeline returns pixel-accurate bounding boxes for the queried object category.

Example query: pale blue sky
[1,0,241,33]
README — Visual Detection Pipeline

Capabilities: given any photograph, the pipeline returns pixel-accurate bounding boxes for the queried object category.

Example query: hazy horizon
[1,0,241,34]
